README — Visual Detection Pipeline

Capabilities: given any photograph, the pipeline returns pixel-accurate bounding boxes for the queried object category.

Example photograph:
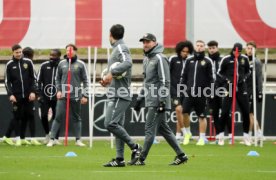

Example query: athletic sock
[185,127,191,134]
[116,157,124,161]
[248,131,252,137]
[228,133,232,139]
[15,136,20,141]
[181,127,186,135]
[200,133,205,139]
[177,153,185,157]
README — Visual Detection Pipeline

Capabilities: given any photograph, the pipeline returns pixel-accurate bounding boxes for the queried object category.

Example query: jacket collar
[112,39,124,48]
[12,56,23,62]
[64,55,78,63]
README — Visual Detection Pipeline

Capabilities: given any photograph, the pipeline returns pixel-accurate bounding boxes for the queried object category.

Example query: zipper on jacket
[236,59,239,83]
[192,61,198,95]
[179,59,187,84]
[18,61,25,98]
[236,59,239,91]
[50,67,55,100]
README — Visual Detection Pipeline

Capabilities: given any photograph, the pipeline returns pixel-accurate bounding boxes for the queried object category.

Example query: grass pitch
[0,140,276,180]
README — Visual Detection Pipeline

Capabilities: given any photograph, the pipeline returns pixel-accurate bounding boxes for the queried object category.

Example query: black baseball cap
[139,33,156,42]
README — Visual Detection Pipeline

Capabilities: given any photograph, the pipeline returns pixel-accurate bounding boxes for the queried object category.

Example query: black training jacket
[217,54,250,85]
[169,55,188,97]
[37,60,60,100]
[182,55,215,95]
[5,57,37,99]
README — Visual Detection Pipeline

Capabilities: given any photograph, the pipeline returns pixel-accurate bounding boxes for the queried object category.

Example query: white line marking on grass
[93,171,177,173]
[257,171,276,173]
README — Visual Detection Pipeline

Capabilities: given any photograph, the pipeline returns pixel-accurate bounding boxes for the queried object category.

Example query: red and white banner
[0,0,275,48]
[194,0,276,48]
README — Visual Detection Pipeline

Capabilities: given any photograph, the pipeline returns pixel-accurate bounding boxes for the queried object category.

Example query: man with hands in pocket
[46,44,88,147]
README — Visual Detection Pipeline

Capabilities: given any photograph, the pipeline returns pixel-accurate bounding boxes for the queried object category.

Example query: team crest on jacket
[74,64,79,70]
[201,60,206,66]
[23,63,28,69]
[241,59,245,65]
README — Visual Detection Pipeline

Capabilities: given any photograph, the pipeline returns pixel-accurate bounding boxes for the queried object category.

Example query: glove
[257,92,263,102]
[157,101,165,113]
[133,100,142,111]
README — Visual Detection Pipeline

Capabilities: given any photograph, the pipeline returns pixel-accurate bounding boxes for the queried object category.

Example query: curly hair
[175,40,194,57]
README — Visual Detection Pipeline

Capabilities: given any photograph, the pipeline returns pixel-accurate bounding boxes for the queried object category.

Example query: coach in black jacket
[217,43,251,146]
[4,44,37,146]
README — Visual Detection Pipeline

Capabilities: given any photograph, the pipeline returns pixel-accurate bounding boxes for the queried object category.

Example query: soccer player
[131,33,188,165]
[3,44,37,146]
[100,24,142,167]
[169,41,194,144]
[245,41,264,141]
[207,41,232,145]
[47,44,88,147]
[37,49,62,144]
[217,43,251,146]
[181,40,215,146]
[21,47,41,145]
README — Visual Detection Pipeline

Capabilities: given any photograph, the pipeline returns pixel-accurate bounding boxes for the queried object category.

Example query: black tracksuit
[217,54,251,134]
[37,60,60,138]
[181,55,215,117]
[4,57,37,138]
[208,52,225,134]
[169,55,187,106]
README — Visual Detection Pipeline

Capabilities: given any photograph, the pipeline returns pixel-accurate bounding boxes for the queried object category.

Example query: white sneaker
[243,137,252,146]
[46,139,55,147]
[176,136,183,144]
[44,134,50,144]
[218,138,224,146]
[54,139,62,145]
[75,140,86,147]
[257,135,266,142]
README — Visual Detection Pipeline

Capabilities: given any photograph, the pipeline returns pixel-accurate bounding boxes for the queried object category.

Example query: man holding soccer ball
[101,24,142,167]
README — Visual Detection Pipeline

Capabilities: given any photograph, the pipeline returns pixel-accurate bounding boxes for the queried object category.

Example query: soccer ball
[109,62,127,79]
